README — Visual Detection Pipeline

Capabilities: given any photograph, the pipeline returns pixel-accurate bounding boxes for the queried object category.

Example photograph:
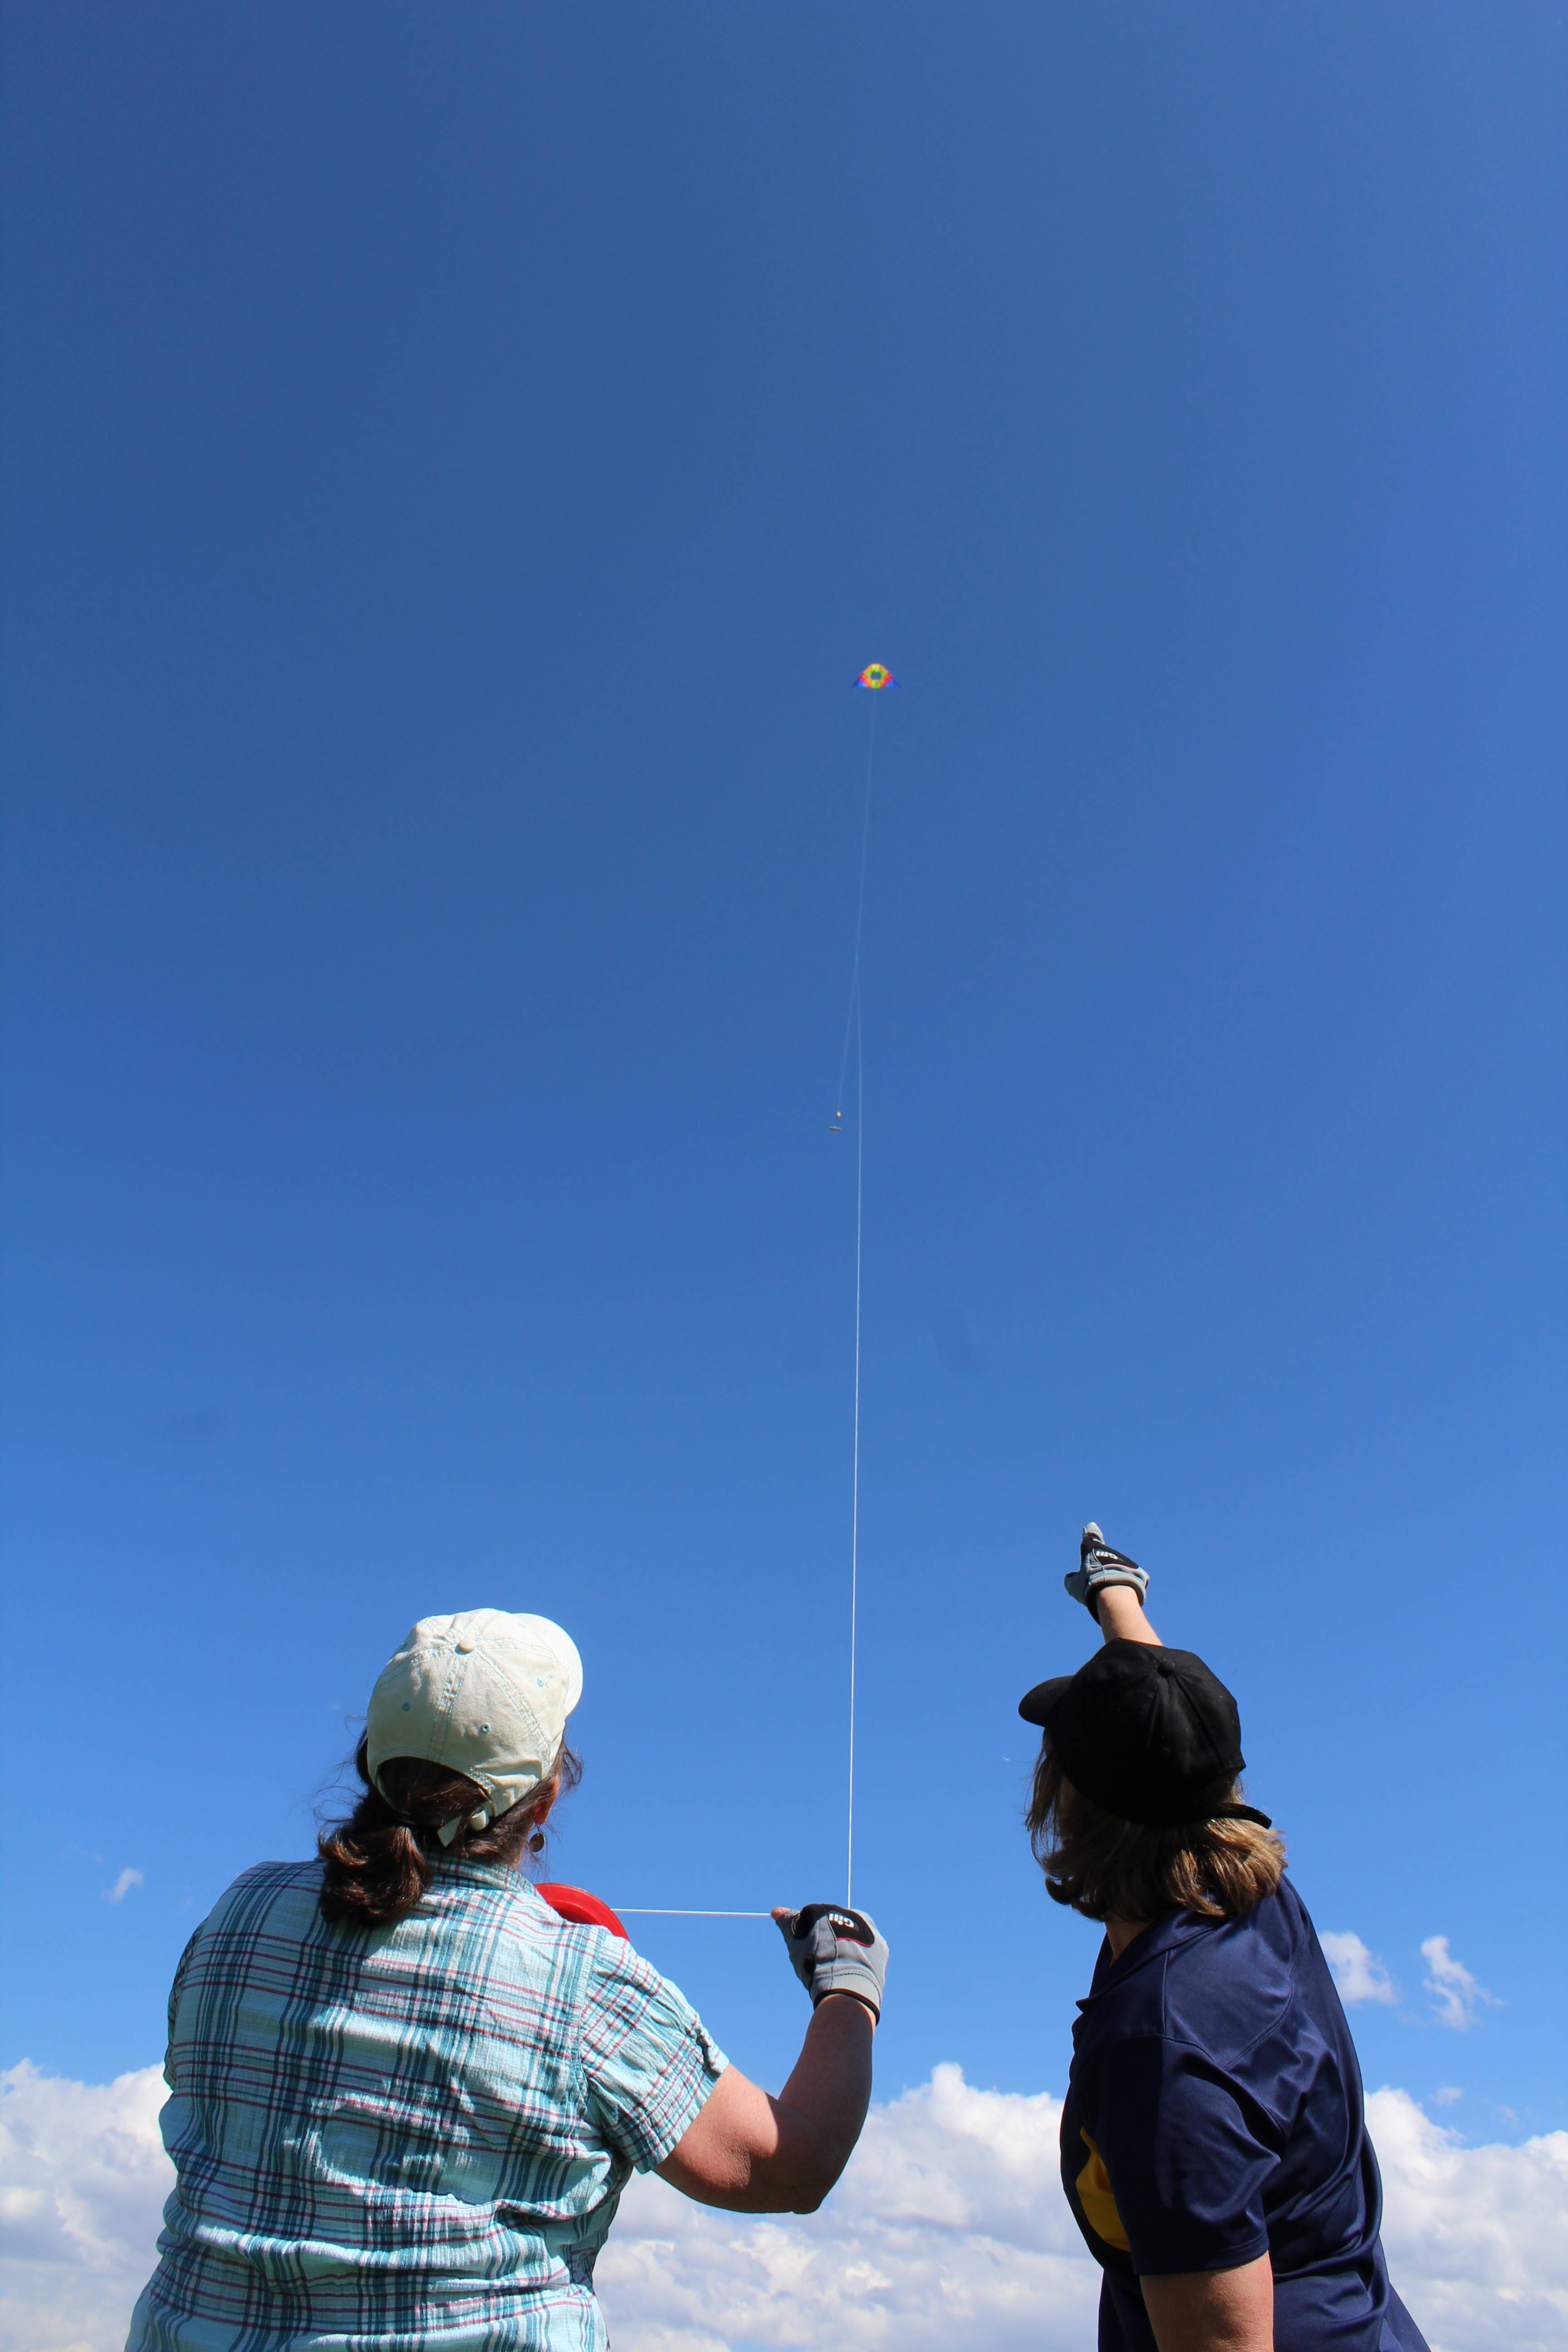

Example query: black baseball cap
[1018,1642,1270,1829]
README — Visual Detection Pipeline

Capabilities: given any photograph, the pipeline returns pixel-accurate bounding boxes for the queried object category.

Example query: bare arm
[1095,1583,1162,1646]
[1140,2253,1274,2352]
[656,1991,874,2214]
[1093,1583,1163,1954]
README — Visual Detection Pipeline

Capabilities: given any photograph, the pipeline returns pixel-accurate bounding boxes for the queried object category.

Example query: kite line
[573,664,897,1931]
[840,663,895,1908]
[617,1908,771,1919]
[833,701,876,1130]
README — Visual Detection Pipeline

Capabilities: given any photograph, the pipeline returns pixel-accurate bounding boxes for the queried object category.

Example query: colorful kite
[855,662,897,690]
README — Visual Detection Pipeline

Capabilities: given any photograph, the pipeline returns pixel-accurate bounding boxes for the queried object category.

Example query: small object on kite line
[830,1117,843,1132]
[855,662,897,690]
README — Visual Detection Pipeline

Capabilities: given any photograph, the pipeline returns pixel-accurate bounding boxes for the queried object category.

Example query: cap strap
[436,1802,494,1847]
[1212,1803,1273,1829]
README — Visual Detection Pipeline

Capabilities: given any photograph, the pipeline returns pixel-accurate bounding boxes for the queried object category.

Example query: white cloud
[103,1869,144,1906]
[1321,1930,1399,2006]
[1368,2088,1568,2352]
[600,2066,1099,2352]
[1421,1936,1500,2032]
[1431,2087,1464,2108]
[0,2061,171,2352]
[4,2059,1565,2352]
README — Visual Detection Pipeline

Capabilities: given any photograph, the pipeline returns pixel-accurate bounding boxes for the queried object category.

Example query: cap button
[456,1632,479,1653]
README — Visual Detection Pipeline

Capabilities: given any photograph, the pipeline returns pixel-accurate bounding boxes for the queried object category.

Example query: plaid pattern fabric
[126,1858,726,2351]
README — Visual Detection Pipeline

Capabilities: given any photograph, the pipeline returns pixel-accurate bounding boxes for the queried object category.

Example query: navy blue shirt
[1061,1877,1430,2352]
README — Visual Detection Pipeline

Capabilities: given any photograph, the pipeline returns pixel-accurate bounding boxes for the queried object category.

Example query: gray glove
[774,1904,888,2020]
[1063,1521,1149,1619]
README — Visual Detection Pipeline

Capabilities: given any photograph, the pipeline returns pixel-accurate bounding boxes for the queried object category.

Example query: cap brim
[1018,1673,1074,1728]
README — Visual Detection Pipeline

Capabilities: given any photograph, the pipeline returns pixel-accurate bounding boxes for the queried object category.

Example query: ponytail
[318,1735,581,1929]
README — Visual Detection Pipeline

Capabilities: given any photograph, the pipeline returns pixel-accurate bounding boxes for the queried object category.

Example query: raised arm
[657,1990,873,2213]
[657,1905,887,2215]
[1066,1522,1163,1648]
[1094,1583,1162,1647]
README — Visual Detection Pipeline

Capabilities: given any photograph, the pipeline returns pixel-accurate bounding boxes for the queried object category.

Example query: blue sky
[2,2,1563,2145]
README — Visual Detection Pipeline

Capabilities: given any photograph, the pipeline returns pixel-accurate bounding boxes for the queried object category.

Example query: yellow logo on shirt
[1076,2131,1131,2252]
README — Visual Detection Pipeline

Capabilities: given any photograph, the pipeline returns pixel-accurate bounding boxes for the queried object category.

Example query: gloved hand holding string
[773,1904,889,2021]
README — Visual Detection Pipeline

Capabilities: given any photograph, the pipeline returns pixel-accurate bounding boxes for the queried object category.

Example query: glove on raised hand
[774,1904,888,2021]
[1063,1521,1149,1619]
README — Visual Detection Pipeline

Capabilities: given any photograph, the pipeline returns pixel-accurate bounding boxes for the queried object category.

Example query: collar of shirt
[1076,1908,1215,2010]
[427,1855,527,1891]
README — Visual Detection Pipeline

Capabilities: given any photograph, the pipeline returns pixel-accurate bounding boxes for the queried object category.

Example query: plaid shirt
[127,1857,726,2351]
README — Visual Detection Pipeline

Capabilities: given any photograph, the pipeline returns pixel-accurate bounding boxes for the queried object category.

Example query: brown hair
[318,1735,583,1930]
[1026,1743,1284,1925]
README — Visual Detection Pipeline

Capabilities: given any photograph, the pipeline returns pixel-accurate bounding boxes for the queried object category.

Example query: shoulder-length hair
[1026,1743,1284,1925]
[317,1735,583,1931]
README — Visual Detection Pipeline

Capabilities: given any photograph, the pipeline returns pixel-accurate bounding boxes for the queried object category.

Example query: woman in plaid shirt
[127,1609,888,2351]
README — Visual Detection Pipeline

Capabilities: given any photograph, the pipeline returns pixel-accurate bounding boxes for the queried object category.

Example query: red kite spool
[534,1882,629,1939]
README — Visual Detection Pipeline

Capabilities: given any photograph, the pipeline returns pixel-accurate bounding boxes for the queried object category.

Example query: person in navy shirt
[1019,1529,1431,2352]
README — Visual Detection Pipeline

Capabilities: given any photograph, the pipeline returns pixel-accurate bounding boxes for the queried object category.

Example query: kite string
[834,704,877,1122]
[841,697,874,1912]
[847,981,862,1911]
[594,697,880,1936]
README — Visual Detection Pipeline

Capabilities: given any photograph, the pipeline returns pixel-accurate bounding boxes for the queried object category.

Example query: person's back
[1064,1874,1411,2350]
[132,1852,726,2351]
[128,1608,890,2352]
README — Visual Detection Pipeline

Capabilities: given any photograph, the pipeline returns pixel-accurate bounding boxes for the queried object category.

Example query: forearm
[774,1992,874,2177]
[1096,1584,1161,1646]
[657,1994,874,2214]
[740,1994,873,2209]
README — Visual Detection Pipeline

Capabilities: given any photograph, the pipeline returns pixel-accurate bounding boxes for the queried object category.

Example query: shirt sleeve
[163,1928,204,2089]
[579,1936,729,2173]
[1093,2035,1279,2277]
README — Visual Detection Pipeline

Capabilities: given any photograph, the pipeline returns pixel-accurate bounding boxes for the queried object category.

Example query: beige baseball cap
[366,1609,583,1845]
